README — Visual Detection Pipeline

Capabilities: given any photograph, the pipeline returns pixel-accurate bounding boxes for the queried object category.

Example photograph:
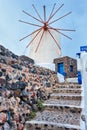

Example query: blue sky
[0,0,87,58]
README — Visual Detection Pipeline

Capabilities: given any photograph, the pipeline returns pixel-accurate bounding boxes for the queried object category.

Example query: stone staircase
[24,83,84,130]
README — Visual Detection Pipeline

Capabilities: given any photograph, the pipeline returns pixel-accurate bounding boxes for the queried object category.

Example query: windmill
[19,3,75,70]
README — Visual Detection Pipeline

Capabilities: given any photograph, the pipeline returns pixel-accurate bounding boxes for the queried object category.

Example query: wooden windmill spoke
[43,5,46,22]
[58,30,72,40]
[32,4,44,23]
[47,29,61,50]
[35,30,45,52]
[49,11,72,25]
[19,27,42,41]
[26,28,43,48]
[56,28,75,31]
[23,10,43,24]
[19,20,42,27]
[47,3,56,22]
[48,4,64,23]
[20,4,75,52]
[49,26,72,40]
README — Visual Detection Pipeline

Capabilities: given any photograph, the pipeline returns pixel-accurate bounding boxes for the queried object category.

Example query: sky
[0,0,87,59]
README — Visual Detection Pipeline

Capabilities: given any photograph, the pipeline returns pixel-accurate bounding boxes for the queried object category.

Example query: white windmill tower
[19,3,75,70]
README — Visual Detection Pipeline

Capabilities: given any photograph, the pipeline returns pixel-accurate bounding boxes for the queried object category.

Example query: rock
[14,89,21,97]
[17,123,24,130]
[1,68,6,73]
[0,71,2,77]
[11,53,18,59]
[0,113,7,123]
[11,64,22,70]
[0,57,7,64]
[0,51,5,56]
[33,104,38,111]
[0,45,5,52]
[15,81,27,90]
[5,50,11,57]
[0,78,6,85]
[46,82,51,88]
[11,121,17,130]
[3,122,10,130]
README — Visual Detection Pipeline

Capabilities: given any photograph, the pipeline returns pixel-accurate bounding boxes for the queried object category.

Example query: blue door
[78,71,82,84]
[57,62,64,75]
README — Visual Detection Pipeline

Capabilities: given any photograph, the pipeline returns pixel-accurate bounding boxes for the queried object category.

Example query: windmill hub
[43,22,48,31]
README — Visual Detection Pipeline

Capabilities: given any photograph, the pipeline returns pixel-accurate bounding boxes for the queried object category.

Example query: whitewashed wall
[79,52,87,125]
[29,30,61,67]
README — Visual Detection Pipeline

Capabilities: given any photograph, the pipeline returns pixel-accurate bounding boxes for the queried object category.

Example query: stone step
[25,110,81,130]
[44,99,81,106]
[55,84,81,89]
[25,120,81,130]
[43,103,82,114]
[50,93,82,100]
[53,88,82,94]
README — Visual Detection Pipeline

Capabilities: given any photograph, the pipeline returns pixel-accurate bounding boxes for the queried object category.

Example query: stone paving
[25,83,83,130]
